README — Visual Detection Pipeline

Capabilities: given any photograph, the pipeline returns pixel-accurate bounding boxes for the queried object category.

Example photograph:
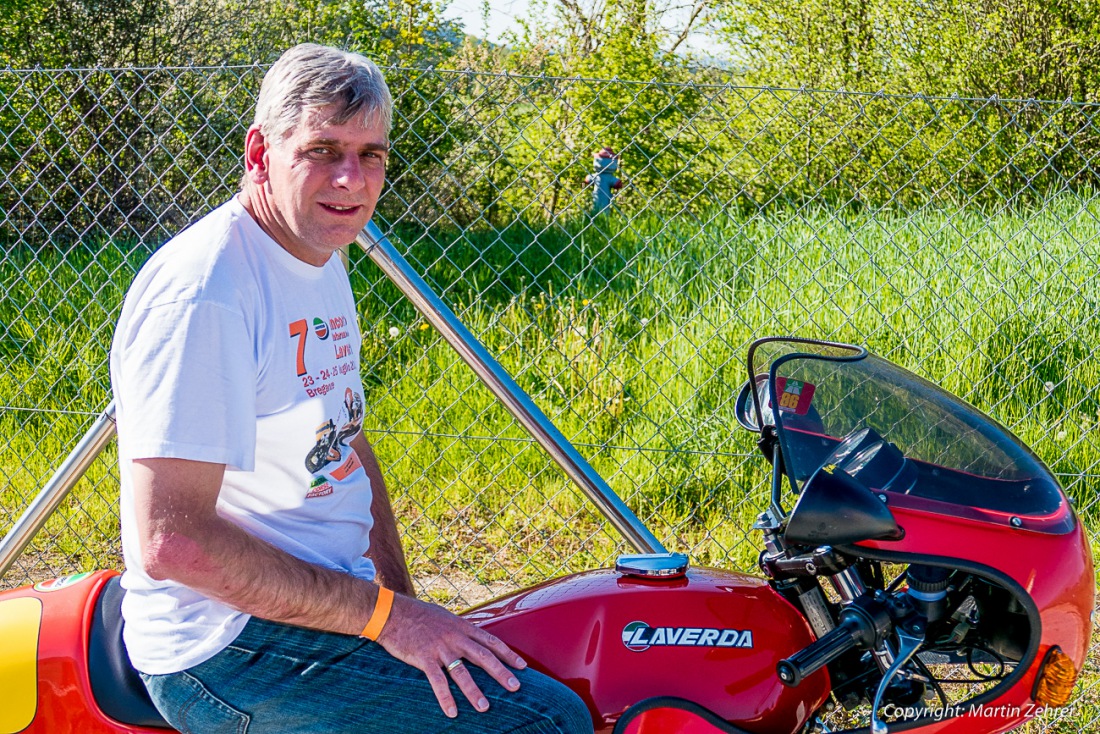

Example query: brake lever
[870,619,925,734]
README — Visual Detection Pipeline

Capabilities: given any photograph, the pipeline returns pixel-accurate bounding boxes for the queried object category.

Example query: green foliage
[0,0,272,68]
[0,5,468,248]
[0,0,462,68]
[717,0,1100,102]
[7,62,1100,256]
[0,66,256,249]
[405,0,723,224]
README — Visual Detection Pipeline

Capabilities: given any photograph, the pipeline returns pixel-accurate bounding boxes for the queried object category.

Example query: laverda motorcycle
[0,224,1092,734]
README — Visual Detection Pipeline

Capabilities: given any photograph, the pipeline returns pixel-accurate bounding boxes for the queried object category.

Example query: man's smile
[320,203,364,214]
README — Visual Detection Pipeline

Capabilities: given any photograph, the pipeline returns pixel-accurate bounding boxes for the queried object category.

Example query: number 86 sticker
[774,378,816,415]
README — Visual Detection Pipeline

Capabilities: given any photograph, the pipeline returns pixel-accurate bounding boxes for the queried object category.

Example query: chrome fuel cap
[615,552,690,579]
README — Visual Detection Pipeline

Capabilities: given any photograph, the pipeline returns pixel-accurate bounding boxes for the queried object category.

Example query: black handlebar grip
[776,622,862,687]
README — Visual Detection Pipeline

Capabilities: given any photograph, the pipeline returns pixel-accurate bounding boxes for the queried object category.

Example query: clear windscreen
[761,349,1066,520]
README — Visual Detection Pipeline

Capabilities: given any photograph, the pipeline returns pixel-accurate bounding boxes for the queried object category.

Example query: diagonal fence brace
[0,221,666,581]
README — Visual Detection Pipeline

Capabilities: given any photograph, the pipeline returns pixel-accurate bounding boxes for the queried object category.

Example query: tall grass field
[2,198,1099,729]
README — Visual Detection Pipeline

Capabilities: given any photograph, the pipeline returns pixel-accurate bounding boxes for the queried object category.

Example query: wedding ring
[446,659,464,672]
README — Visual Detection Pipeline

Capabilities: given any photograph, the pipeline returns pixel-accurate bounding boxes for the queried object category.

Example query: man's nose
[333,153,366,191]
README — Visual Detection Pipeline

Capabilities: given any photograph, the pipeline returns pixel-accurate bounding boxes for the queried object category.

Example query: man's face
[246,104,388,266]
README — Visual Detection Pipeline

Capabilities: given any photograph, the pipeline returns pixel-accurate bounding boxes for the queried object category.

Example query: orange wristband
[360,586,394,640]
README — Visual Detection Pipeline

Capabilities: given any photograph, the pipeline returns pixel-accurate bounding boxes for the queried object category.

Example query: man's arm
[133,457,372,631]
[350,431,414,595]
[132,456,526,718]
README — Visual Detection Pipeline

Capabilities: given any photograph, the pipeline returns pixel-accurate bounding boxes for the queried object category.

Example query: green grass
[350,198,1100,578]
[3,197,1099,585]
[5,198,1100,583]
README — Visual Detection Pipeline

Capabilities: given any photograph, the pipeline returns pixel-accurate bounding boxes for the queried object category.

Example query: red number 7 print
[289,319,308,376]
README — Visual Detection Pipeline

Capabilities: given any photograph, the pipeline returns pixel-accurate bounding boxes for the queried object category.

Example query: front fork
[759,519,927,734]
[755,440,932,734]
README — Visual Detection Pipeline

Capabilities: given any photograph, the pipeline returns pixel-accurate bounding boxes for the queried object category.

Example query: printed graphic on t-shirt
[304,387,364,475]
[290,314,357,395]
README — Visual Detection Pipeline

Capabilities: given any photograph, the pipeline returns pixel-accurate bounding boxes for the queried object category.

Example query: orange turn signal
[1032,646,1078,708]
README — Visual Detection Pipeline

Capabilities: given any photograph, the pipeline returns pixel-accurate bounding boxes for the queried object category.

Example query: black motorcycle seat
[87,575,172,729]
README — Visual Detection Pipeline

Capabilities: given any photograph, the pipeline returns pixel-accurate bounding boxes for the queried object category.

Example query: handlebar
[777,597,892,687]
[777,618,865,686]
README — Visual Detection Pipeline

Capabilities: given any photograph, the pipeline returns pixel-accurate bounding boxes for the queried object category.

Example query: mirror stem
[769,440,787,522]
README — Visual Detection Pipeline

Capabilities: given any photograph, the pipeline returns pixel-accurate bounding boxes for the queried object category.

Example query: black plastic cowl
[784,464,902,547]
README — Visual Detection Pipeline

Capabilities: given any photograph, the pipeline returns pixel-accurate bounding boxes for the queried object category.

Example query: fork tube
[355,222,666,554]
[0,402,117,579]
[830,566,867,604]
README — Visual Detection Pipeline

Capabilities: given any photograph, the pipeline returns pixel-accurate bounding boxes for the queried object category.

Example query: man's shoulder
[161,198,254,269]
[137,200,261,309]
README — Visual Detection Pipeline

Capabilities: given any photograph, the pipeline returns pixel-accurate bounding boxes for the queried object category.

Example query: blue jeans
[139,616,593,734]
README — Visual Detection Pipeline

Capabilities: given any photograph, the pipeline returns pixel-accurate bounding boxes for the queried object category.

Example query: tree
[714,0,1100,101]
[508,0,714,69]
[0,0,464,69]
[0,0,253,68]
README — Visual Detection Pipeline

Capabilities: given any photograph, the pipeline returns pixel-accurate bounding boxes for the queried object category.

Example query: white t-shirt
[110,197,376,675]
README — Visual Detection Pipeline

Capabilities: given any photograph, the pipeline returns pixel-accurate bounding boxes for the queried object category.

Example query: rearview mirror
[735,375,770,433]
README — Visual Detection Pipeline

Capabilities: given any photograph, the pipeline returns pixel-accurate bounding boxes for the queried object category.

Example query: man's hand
[375,593,527,718]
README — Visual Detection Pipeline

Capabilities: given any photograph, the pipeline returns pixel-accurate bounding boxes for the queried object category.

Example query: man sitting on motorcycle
[109,42,591,734]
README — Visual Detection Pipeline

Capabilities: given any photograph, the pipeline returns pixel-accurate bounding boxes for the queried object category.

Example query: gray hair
[253,44,393,143]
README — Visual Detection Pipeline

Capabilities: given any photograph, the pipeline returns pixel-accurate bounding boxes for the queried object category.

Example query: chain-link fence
[2,64,1100,730]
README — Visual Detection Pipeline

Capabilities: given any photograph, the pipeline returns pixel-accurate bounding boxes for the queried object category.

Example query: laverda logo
[621,621,754,652]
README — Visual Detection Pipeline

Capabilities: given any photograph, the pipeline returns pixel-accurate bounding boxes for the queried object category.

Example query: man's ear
[244,125,269,185]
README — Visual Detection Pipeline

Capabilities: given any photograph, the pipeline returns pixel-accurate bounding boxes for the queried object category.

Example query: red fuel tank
[465,567,830,733]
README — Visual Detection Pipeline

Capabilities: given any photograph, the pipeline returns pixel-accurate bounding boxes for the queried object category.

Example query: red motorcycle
[0,226,1091,734]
